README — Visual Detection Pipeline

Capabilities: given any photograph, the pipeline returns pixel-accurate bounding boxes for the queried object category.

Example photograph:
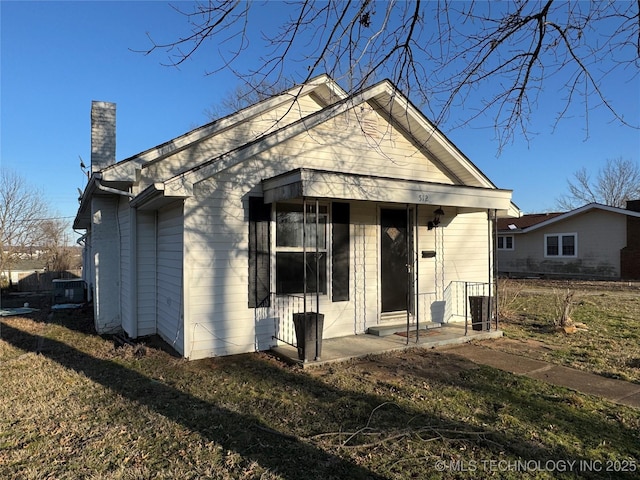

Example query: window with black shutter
[332,202,350,301]
[248,197,271,307]
[274,203,328,295]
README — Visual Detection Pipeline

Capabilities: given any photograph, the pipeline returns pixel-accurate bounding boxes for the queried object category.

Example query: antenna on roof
[79,155,89,179]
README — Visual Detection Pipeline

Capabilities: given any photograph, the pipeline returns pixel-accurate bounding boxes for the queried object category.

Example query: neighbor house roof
[497,202,640,233]
[497,212,563,231]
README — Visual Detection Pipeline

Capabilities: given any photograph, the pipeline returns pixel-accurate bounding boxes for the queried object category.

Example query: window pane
[276,205,303,247]
[547,236,558,256]
[497,237,504,249]
[562,235,575,256]
[276,204,328,248]
[304,214,327,248]
[276,252,327,294]
[506,237,513,249]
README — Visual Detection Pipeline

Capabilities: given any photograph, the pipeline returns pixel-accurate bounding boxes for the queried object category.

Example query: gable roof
[159,77,503,196]
[104,74,347,177]
[498,202,640,233]
[77,74,520,227]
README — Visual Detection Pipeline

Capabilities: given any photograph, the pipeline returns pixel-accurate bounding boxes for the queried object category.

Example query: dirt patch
[334,349,481,384]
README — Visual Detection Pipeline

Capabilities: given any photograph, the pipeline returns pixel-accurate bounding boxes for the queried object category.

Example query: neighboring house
[74,75,517,360]
[1,258,47,287]
[497,202,640,280]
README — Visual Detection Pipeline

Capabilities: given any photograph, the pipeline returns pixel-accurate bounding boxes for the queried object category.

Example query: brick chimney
[91,101,116,173]
[626,199,640,213]
[621,199,640,280]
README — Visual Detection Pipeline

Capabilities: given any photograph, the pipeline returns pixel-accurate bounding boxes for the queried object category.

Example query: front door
[380,208,408,313]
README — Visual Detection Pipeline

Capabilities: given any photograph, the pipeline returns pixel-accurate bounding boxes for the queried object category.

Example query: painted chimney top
[91,101,116,173]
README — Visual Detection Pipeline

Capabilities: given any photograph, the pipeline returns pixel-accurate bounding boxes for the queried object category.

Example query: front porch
[270,323,502,368]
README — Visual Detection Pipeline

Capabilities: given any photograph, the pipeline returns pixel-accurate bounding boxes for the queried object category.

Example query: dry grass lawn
[1,282,639,479]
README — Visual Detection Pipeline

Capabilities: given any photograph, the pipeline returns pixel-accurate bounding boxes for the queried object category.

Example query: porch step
[367,322,442,337]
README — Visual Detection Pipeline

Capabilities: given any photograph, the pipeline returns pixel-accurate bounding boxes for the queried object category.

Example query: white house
[74,75,517,360]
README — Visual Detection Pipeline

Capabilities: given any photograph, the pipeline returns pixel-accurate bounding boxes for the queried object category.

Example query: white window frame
[544,232,577,258]
[273,202,329,296]
[497,235,514,251]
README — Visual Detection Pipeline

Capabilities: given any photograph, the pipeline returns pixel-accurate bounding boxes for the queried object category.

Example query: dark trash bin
[469,296,491,331]
[293,312,324,362]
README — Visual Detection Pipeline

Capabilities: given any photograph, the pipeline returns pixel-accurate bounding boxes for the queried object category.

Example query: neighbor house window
[275,203,328,294]
[498,235,514,250]
[545,233,577,257]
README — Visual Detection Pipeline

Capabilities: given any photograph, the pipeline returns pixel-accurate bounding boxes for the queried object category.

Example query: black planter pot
[293,312,324,362]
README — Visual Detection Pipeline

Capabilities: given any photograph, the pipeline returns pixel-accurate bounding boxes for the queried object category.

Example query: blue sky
[2,1,639,242]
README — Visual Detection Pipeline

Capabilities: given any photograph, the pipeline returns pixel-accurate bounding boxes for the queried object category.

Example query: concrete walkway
[271,325,640,409]
[443,343,640,409]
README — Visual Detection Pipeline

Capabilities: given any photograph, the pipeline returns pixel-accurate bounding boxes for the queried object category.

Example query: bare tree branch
[557,157,640,209]
[142,1,640,150]
[0,168,51,274]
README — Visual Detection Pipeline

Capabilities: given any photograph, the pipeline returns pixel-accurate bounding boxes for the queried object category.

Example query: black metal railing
[255,293,319,347]
[444,281,494,334]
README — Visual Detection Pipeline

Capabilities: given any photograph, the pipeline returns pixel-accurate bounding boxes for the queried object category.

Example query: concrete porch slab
[270,324,502,368]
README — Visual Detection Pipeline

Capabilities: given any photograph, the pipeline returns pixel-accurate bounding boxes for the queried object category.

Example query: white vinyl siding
[136,211,157,336]
[351,202,378,333]
[90,196,121,333]
[183,187,254,358]
[138,94,324,191]
[442,211,491,285]
[118,197,133,336]
[156,203,184,354]
[174,100,495,359]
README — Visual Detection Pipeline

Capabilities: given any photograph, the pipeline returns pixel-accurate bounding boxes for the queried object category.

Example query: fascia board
[262,168,513,210]
[120,77,345,168]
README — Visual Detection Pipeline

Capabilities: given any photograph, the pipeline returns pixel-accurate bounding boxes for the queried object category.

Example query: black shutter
[332,202,350,301]
[248,197,271,307]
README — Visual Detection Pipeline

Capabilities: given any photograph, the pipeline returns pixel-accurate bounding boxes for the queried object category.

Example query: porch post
[303,197,307,316]
[464,282,468,335]
[486,208,495,331]
[493,208,499,331]
[405,204,410,345]
[315,198,320,360]
[415,205,419,343]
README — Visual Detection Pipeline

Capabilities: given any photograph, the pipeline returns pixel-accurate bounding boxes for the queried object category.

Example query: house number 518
[418,194,429,202]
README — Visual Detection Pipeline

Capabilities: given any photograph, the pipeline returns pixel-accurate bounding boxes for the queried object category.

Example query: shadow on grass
[3,319,639,479]
[2,320,387,479]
